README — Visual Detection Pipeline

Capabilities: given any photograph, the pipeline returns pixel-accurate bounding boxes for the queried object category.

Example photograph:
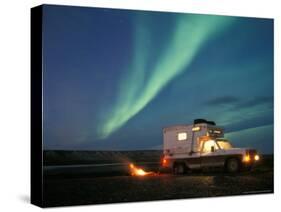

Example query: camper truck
[162,119,260,174]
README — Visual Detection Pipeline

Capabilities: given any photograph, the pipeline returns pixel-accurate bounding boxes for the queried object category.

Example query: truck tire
[173,163,186,175]
[245,165,253,172]
[226,158,240,173]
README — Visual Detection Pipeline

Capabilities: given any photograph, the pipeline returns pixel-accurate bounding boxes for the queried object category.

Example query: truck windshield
[216,140,233,150]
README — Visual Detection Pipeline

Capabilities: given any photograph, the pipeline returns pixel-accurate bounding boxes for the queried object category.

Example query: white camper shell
[162,119,260,174]
[163,123,224,156]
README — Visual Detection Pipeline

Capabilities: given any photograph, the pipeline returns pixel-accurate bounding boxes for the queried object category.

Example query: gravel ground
[43,170,273,207]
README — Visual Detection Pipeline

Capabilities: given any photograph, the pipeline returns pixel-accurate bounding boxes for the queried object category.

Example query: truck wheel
[173,163,185,175]
[245,165,252,172]
[226,158,240,173]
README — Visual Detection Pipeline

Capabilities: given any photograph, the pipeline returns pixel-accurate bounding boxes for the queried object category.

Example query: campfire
[129,163,156,176]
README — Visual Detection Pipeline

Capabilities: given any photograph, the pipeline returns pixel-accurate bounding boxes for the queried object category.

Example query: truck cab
[162,119,260,174]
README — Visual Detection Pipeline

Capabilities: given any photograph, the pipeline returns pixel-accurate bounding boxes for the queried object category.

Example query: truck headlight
[243,155,250,162]
[254,155,260,161]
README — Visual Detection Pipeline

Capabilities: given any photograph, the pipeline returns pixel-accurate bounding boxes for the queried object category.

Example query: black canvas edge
[31,5,44,208]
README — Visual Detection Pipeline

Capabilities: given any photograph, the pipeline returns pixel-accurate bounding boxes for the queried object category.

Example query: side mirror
[211,146,215,152]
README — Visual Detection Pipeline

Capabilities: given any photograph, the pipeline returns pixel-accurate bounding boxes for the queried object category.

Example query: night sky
[42,5,273,153]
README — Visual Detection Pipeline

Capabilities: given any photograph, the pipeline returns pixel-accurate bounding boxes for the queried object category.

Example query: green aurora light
[98,14,235,139]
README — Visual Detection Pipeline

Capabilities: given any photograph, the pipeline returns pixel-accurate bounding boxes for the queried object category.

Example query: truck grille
[247,149,257,159]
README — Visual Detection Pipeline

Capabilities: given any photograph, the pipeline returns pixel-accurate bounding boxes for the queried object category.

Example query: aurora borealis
[43,5,273,153]
[98,14,235,139]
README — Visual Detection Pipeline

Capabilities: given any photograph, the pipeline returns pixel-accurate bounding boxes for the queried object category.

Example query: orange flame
[129,163,154,176]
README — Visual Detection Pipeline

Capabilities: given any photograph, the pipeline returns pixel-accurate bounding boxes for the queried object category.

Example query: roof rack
[193,119,216,126]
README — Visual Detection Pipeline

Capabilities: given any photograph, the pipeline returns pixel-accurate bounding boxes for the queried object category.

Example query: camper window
[177,132,187,141]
